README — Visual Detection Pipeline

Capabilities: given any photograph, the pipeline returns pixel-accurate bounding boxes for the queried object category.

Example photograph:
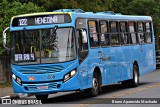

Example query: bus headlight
[12,74,16,80]
[71,70,76,76]
[64,70,77,82]
[16,77,22,85]
[12,73,22,86]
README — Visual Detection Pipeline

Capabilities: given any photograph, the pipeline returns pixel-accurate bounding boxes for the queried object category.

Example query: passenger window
[145,22,152,43]
[100,21,110,47]
[100,21,108,33]
[110,21,120,45]
[137,22,145,43]
[120,22,129,45]
[89,21,99,47]
[110,21,118,32]
[129,22,137,44]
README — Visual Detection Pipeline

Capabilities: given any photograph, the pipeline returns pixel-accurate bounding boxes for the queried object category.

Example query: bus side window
[110,21,120,45]
[120,22,129,45]
[129,22,138,44]
[100,21,110,46]
[137,22,145,43]
[88,21,99,47]
[145,22,152,43]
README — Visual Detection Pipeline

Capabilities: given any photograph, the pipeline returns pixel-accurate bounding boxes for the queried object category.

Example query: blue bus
[2,9,156,100]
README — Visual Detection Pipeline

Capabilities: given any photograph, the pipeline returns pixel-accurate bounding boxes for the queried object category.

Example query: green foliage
[127,0,160,16]
[0,0,160,55]
[0,0,45,55]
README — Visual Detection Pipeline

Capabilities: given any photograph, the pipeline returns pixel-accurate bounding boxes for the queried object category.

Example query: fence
[0,56,11,83]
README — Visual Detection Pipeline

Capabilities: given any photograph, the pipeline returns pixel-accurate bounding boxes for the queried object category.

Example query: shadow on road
[44,82,151,104]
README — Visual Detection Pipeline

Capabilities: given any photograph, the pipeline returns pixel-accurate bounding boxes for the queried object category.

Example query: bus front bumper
[12,74,80,94]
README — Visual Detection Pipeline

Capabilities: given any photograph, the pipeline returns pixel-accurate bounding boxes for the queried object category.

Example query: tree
[109,0,134,14]
[0,0,45,55]
[126,0,160,15]
[1,0,160,52]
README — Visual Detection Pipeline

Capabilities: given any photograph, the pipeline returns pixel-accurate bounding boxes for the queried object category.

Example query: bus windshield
[11,27,76,65]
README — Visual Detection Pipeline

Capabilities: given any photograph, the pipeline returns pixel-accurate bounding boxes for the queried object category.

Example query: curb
[0,94,33,104]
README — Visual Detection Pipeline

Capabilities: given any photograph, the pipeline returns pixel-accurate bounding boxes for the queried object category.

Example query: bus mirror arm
[2,27,10,51]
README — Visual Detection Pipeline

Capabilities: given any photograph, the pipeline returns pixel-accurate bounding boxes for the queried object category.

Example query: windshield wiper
[53,25,58,33]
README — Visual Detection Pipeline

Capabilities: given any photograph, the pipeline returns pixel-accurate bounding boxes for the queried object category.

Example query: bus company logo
[28,76,35,81]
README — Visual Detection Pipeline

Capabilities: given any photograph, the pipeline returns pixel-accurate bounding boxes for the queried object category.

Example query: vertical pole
[39,30,42,63]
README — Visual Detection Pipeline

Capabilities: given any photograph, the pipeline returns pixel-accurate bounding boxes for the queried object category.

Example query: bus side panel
[140,43,156,76]
[130,45,141,76]
[78,57,90,90]
[100,47,111,85]
[109,46,125,83]
[141,44,151,75]
[87,49,102,88]
[121,45,133,81]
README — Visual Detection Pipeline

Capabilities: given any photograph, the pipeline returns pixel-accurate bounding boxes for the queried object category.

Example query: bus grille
[19,65,64,74]
[27,83,58,91]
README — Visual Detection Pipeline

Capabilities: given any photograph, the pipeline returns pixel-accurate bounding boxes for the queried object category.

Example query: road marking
[71,83,160,107]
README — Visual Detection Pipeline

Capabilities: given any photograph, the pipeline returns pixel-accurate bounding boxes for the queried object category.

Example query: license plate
[37,86,48,90]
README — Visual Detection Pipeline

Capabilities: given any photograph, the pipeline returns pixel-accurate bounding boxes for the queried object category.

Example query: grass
[0,81,12,88]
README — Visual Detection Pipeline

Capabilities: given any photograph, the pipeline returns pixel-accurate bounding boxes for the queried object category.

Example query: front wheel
[35,94,48,102]
[90,73,99,97]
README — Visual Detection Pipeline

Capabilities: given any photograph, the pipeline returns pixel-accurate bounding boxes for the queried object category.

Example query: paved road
[1,69,160,107]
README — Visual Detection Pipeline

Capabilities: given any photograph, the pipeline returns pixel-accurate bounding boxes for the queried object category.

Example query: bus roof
[73,12,152,21]
[12,12,72,18]
[10,9,152,31]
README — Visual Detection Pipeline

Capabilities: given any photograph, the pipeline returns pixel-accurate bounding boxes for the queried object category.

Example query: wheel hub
[93,78,98,91]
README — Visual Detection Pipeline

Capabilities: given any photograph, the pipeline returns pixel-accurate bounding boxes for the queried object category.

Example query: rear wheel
[130,65,139,87]
[122,65,139,87]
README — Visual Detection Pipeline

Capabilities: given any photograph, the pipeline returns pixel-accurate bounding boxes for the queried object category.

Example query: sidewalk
[0,87,14,97]
[0,86,31,103]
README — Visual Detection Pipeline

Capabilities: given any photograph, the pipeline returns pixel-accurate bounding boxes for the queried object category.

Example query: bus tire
[35,94,48,102]
[130,65,139,87]
[122,65,139,87]
[90,72,99,97]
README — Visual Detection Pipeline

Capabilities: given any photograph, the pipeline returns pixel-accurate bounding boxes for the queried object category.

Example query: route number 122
[19,19,27,26]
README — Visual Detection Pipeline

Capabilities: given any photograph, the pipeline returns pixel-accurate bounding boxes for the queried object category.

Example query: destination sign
[12,14,71,27]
